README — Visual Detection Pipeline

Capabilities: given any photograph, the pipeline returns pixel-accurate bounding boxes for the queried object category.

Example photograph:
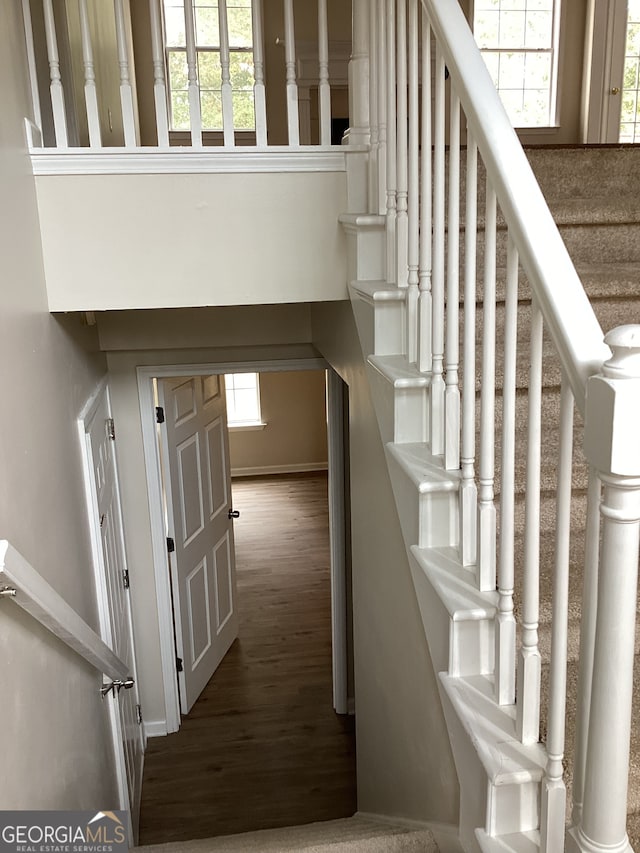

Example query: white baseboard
[144,719,169,738]
[356,813,462,852]
[231,462,328,478]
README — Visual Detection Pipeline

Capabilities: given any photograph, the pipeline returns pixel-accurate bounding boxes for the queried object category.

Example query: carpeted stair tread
[134,817,439,853]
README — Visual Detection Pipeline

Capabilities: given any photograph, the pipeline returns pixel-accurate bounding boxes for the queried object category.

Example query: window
[162,0,255,131]
[225,373,263,428]
[473,0,560,128]
[620,0,640,142]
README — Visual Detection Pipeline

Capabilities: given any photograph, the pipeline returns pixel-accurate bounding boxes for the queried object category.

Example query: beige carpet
[134,816,439,853]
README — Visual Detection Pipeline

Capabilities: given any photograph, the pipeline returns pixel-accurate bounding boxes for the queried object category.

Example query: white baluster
[396,0,408,290]
[430,44,446,455]
[149,0,169,146]
[251,0,267,147]
[43,0,68,147]
[368,0,378,203]
[113,0,137,146]
[319,0,331,146]
[516,300,543,743]
[460,133,477,567]
[78,0,101,147]
[476,179,497,591]
[540,377,574,852]
[376,0,387,215]
[218,0,235,146]
[385,0,397,285]
[406,0,419,363]
[283,0,300,146]
[417,10,432,375]
[495,233,518,705]
[183,0,202,146]
[21,0,43,138]
[570,327,640,853]
[444,91,461,471]
[571,468,602,826]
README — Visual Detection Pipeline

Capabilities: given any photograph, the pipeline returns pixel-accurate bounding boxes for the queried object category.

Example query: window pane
[168,50,188,91]
[499,11,526,48]
[198,51,222,89]
[227,6,253,47]
[201,90,223,128]
[196,5,219,46]
[524,52,551,89]
[524,10,553,48]
[171,91,191,129]
[230,373,258,390]
[164,3,187,47]
[233,91,255,128]
[229,51,255,90]
[225,374,261,424]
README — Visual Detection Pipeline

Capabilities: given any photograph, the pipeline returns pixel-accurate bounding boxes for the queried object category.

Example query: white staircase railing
[363,0,640,850]
[22,0,347,151]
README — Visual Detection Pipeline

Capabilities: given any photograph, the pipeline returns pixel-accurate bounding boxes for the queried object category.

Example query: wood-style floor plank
[138,473,356,845]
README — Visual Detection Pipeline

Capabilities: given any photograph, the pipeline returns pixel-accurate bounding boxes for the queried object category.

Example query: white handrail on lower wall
[0,539,128,682]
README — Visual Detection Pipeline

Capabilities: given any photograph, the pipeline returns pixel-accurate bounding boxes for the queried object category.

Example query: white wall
[35,170,348,312]
[311,301,460,828]
[0,4,118,809]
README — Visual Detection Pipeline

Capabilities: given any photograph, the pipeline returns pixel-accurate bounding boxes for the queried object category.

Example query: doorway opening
[136,359,356,842]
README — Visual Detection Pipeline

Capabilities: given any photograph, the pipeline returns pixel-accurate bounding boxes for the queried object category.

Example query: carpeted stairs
[134,816,440,853]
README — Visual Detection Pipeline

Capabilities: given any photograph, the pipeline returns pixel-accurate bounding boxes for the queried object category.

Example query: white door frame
[137,358,350,734]
[77,378,143,842]
[581,0,627,142]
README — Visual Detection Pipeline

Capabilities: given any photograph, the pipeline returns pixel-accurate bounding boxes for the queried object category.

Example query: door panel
[160,376,239,714]
[83,386,144,837]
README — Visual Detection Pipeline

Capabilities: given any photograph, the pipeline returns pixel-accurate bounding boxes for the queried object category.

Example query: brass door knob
[611,87,621,95]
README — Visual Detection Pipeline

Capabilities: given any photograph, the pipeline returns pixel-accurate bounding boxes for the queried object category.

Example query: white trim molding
[231,462,328,478]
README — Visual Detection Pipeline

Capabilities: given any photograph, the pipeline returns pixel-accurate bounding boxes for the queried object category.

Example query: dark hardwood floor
[138,473,357,845]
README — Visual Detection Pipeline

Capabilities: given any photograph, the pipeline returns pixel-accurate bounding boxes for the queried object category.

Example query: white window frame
[472,0,563,130]
[225,372,266,430]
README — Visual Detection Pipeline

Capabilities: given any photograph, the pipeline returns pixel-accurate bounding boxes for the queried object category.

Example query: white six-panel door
[159,375,239,714]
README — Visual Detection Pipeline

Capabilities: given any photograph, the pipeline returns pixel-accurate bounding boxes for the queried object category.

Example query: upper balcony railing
[22,0,352,154]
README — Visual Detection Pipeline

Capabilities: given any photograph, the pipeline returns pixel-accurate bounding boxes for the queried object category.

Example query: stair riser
[386,451,459,549]
[344,226,386,282]
[367,364,430,444]
[410,553,495,678]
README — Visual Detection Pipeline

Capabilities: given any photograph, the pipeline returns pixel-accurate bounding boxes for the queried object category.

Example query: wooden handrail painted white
[0,540,129,682]
[422,0,609,413]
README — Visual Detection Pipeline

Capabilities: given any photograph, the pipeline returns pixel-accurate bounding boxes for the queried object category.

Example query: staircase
[135,816,439,852]
[347,145,640,852]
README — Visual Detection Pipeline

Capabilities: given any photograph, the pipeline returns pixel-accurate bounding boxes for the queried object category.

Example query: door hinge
[136,704,143,725]
[156,406,165,424]
[122,570,130,590]
[176,657,183,673]
[107,418,116,441]
[166,536,175,553]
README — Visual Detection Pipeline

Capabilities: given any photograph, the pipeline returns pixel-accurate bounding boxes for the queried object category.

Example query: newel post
[568,325,640,853]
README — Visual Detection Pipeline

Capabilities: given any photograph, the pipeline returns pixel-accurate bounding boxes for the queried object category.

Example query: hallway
[138,473,357,845]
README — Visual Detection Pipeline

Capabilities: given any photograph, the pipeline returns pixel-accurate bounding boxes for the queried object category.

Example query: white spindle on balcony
[182,0,202,146]
[318,0,331,147]
[406,0,419,364]
[283,0,300,146]
[376,0,387,216]
[43,0,68,147]
[368,0,379,207]
[516,300,543,744]
[78,0,101,147]
[251,0,267,147]
[417,11,432,375]
[218,0,235,146]
[113,0,137,146]
[430,45,446,455]
[395,0,408,290]
[386,0,397,285]
[477,179,497,591]
[540,377,573,852]
[460,132,477,567]
[495,233,518,705]
[149,0,169,146]
[444,92,460,471]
